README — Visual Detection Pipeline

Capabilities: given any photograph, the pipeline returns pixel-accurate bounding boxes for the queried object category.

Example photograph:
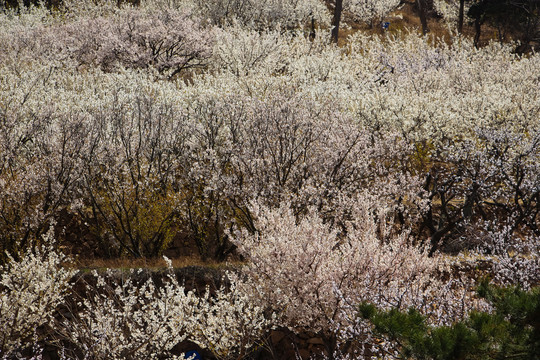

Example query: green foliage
[358,282,540,360]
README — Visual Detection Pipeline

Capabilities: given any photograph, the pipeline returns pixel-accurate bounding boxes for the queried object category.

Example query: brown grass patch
[71,255,243,271]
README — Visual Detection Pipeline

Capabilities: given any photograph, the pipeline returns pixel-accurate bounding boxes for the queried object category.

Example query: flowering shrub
[0,111,87,259]
[58,7,213,77]
[188,277,274,360]
[416,127,540,254]
[76,92,191,258]
[463,222,540,290]
[0,235,273,359]
[60,268,196,359]
[60,262,274,360]
[0,3,213,78]
[0,229,75,356]
[229,199,477,356]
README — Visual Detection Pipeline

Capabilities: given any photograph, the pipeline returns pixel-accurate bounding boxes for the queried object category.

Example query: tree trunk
[331,0,343,43]
[310,16,316,41]
[416,0,430,34]
[474,17,482,47]
[458,0,465,33]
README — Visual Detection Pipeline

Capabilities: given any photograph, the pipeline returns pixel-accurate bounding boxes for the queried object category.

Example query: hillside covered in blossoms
[0,0,539,359]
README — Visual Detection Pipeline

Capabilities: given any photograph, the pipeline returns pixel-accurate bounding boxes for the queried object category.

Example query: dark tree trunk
[474,17,482,47]
[331,0,343,43]
[310,16,316,41]
[458,0,465,33]
[416,0,430,34]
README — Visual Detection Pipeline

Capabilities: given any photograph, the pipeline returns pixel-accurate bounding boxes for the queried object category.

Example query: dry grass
[71,255,244,271]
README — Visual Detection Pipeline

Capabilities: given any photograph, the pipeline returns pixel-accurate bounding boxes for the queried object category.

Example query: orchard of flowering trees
[0,0,539,358]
